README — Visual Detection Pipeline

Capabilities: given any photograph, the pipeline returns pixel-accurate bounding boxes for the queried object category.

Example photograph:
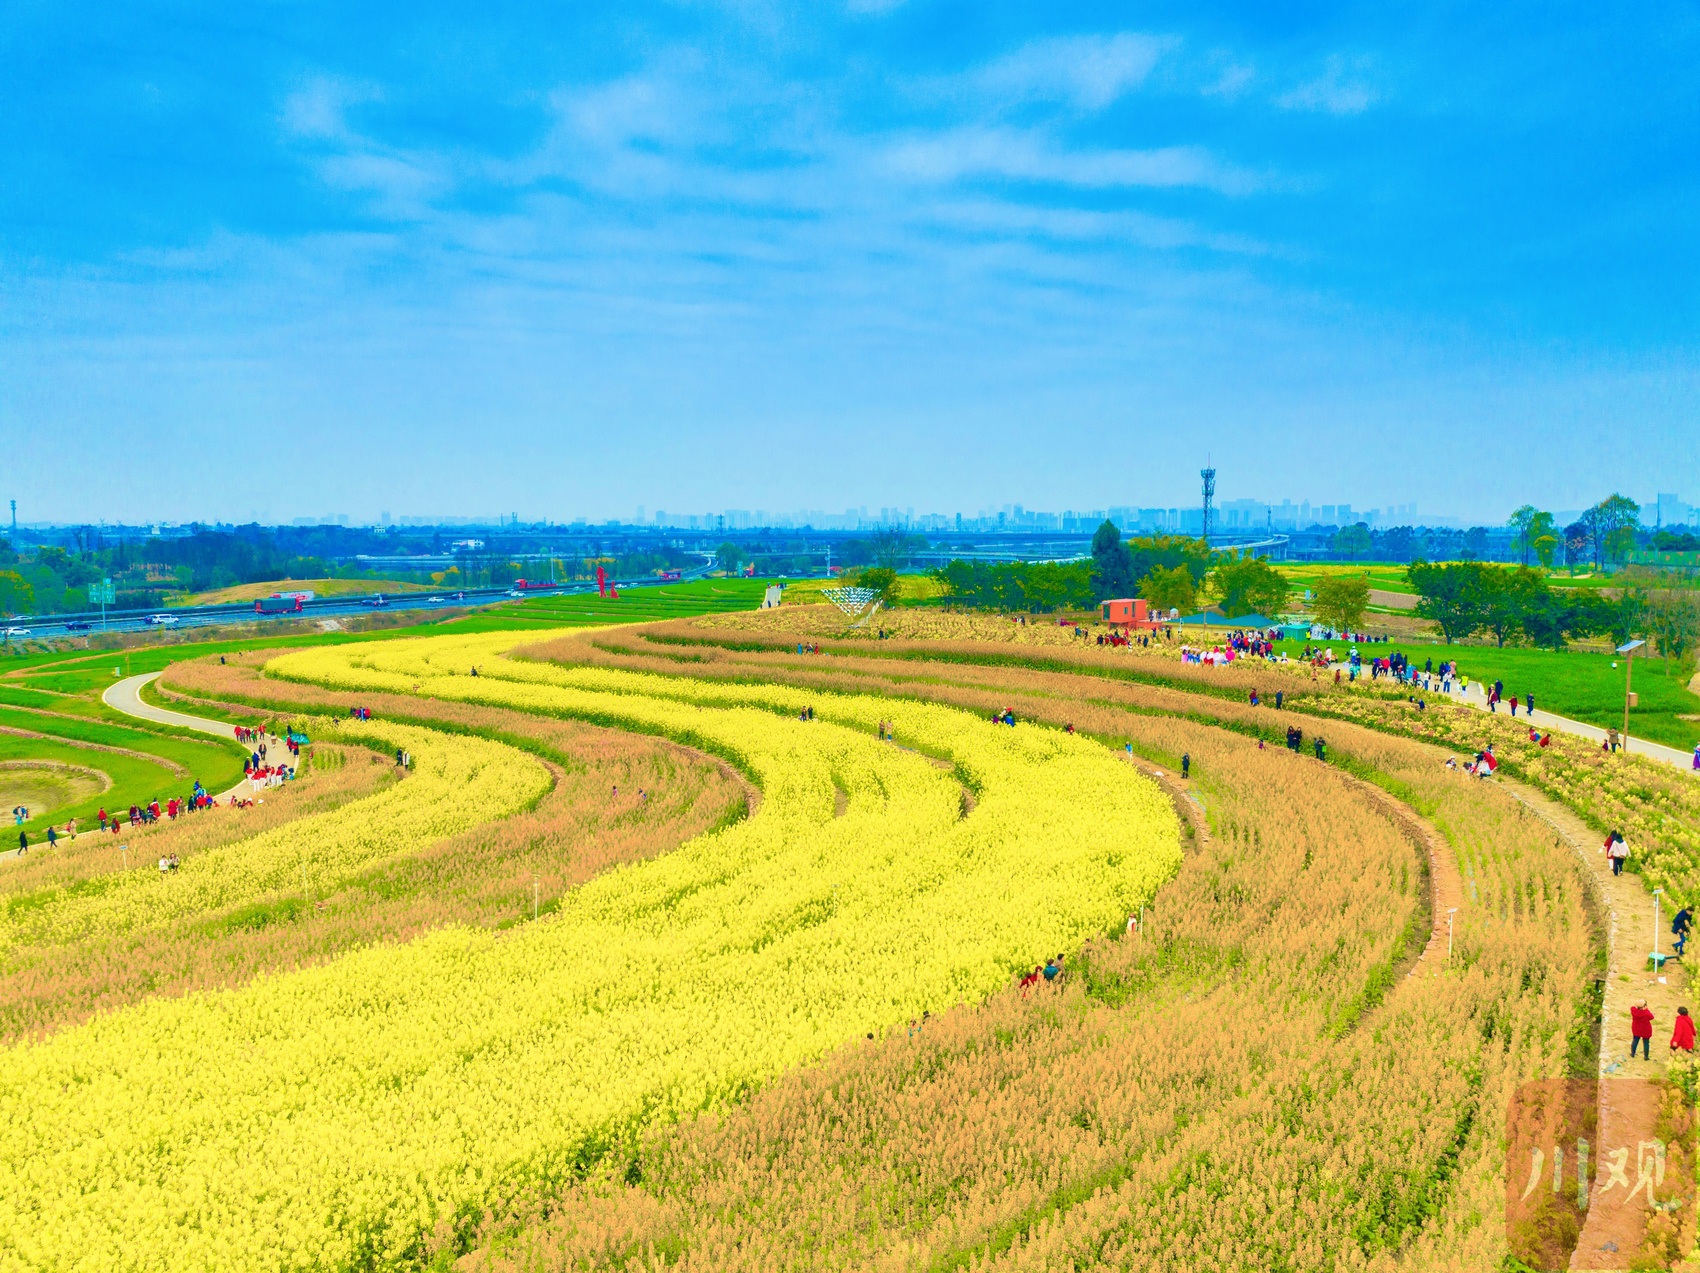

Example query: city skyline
[9,489,1692,537]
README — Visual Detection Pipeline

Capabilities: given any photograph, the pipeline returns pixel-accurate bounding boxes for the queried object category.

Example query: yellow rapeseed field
[0,632,1179,1272]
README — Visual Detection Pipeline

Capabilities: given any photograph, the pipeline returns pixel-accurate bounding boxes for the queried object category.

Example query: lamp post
[1654,888,1664,969]
[1616,639,1646,752]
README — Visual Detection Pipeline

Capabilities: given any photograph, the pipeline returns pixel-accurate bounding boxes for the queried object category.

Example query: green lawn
[1274,637,1700,751]
[0,708,250,840]
[1,733,184,841]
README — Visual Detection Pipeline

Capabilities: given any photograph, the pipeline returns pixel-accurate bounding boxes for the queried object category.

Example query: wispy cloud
[914,198,1269,254]
[973,33,1175,111]
[281,76,381,141]
[884,127,1260,195]
[1279,55,1379,115]
[1202,63,1256,100]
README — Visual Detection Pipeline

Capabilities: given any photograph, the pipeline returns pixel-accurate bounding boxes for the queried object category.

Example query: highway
[2,564,717,639]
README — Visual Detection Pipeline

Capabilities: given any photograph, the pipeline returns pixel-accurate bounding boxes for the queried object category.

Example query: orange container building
[1100,598,1151,627]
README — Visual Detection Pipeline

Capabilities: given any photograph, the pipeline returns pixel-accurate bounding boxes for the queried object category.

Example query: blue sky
[4,0,1698,525]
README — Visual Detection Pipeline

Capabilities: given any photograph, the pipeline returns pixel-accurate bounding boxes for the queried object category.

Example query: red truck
[510,579,558,592]
[255,595,305,615]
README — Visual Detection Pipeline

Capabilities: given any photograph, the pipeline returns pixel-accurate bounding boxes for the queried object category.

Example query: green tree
[1508,506,1558,568]
[1517,586,1609,650]
[1643,585,1700,674]
[1508,505,1539,566]
[0,569,34,617]
[852,566,899,604]
[1593,494,1641,566]
[931,560,1094,612]
[1140,564,1197,616]
[1313,573,1370,632]
[1479,566,1550,648]
[715,542,742,574]
[1331,523,1372,561]
[1210,551,1289,618]
[1409,561,1491,643]
[1089,520,1134,598]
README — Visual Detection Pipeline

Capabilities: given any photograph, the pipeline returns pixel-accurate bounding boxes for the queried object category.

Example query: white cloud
[975,33,1174,111]
[281,76,381,141]
[915,198,1268,254]
[884,127,1260,195]
[1278,55,1378,115]
[1203,63,1256,100]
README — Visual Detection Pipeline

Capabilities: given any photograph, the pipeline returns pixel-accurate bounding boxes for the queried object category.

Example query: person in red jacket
[1631,1001,1655,1059]
[1673,1006,1696,1054]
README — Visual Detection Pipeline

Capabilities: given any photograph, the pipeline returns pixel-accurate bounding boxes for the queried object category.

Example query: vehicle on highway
[255,595,305,615]
[506,589,524,598]
[453,592,465,601]
[144,614,179,627]
[427,596,445,603]
[3,626,31,638]
[363,595,387,607]
[65,621,91,631]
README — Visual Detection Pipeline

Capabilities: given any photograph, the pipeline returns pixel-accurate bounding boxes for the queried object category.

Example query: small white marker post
[1447,907,1460,962]
[1653,888,1664,972]
[120,844,128,871]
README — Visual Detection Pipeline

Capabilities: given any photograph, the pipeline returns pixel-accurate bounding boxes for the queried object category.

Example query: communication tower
[1200,468,1216,544]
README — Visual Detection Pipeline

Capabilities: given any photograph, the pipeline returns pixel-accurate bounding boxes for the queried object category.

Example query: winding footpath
[102,672,240,738]
[1,673,285,863]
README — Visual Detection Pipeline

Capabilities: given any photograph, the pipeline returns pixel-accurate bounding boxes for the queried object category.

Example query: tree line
[927,522,1292,619]
[1408,560,1700,663]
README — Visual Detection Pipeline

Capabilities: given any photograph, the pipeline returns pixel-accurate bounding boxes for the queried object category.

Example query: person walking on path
[1181,753,1190,779]
[1607,830,1629,876]
[16,830,25,854]
[1676,906,1694,957]
[1693,742,1699,771]
[1631,1001,1655,1059]
[1674,1007,1697,1053]
[1608,726,1621,753]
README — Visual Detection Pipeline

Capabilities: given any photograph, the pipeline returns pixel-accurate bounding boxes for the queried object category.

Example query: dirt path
[1504,779,1686,1081]
[1499,778,1688,1269]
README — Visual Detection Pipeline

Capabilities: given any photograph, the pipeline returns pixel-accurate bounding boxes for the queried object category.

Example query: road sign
[91,578,115,631]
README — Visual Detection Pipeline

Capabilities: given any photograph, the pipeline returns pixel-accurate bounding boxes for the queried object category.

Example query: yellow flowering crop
[0,632,1178,1271]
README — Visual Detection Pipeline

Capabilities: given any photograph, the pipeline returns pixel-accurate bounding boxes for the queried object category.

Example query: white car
[3,626,29,638]
[427,595,445,603]
[144,614,178,627]
[506,589,524,598]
